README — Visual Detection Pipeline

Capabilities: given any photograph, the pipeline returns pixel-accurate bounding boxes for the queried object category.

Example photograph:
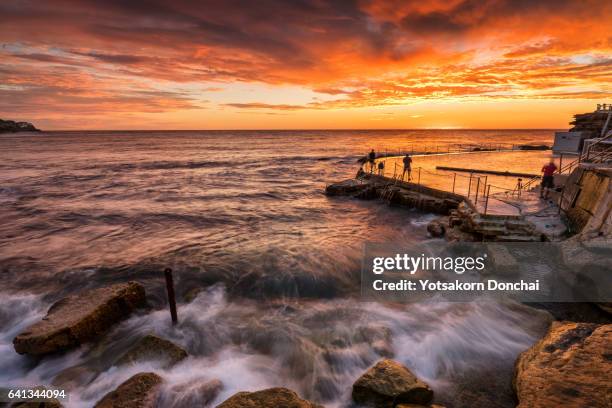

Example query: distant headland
[0,119,40,133]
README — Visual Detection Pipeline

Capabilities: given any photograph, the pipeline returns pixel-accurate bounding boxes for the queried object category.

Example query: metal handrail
[521,131,612,191]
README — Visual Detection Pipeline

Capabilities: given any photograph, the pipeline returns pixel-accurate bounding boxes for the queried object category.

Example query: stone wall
[560,166,611,237]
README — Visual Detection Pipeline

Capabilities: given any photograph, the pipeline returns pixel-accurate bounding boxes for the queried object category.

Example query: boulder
[13,282,146,355]
[514,321,612,408]
[352,359,433,407]
[94,372,162,408]
[117,334,187,368]
[215,387,323,408]
[427,220,446,238]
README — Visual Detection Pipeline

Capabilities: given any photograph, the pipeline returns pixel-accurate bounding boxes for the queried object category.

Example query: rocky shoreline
[323,170,611,407]
[10,276,610,407]
[0,118,40,133]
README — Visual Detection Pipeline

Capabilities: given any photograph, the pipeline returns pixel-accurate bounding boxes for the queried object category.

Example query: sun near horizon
[1,1,610,131]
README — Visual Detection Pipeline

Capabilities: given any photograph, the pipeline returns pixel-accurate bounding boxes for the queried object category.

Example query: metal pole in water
[417,168,421,185]
[164,268,178,325]
[452,173,456,193]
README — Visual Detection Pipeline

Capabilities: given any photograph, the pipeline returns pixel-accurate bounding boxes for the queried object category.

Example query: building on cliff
[553,104,612,155]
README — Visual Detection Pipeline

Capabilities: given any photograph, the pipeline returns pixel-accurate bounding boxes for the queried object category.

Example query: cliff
[0,118,40,133]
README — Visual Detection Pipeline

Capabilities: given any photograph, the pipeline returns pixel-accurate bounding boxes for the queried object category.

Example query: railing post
[474,177,480,205]
[484,185,491,215]
[517,178,522,198]
[559,153,563,173]
[417,168,421,186]
[467,173,473,199]
[164,268,178,325]
[452,173,456,193]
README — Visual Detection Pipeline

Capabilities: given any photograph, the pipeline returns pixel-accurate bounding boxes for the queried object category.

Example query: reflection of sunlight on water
[0,287,551,407]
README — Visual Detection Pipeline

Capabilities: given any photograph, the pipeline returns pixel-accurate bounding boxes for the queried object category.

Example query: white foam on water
[0,286,550,408]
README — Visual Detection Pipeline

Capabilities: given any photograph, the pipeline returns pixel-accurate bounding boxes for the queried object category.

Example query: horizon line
[33,127,565,132]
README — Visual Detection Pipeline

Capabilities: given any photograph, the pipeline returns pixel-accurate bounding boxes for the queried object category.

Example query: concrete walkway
[363,151,546,217]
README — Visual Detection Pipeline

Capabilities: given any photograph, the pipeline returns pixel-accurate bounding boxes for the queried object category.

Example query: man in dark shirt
[368,149,376,173]
[402,154,412,181]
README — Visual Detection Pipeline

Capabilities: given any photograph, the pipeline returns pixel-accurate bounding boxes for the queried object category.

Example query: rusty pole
[164,268,178,325]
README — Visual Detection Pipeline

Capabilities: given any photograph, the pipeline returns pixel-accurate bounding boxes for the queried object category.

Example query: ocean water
[0,130,554,407]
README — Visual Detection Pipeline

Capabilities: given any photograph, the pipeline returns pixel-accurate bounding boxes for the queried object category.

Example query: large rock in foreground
[14,282,146,355]
[94,372,162,408]
[216,387,323,408]
[514,321,612,408]
[352,359,433,407]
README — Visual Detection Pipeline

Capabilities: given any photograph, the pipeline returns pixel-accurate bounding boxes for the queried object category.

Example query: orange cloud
[0,0,610,128]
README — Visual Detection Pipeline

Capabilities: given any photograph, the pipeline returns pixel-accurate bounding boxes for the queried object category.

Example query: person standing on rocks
[368,149,376,174]
[402,153,412,181]
[377,160,385,176]
[540,159,557,199]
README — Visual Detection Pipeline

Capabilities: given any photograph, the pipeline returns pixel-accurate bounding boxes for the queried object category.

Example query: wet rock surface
[514,321,612,408]
[325,179,369,196]
[352,359,434,407]
[13,282,146,355]
[215,387,323,408]
[94,372,162,408]
[116,334,188,368]
[326,176,460,215]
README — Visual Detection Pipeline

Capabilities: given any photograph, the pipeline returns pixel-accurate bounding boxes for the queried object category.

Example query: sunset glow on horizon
[1,0,611,130]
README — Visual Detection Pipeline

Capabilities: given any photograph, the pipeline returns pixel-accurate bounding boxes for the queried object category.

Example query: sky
[0,0,611,130]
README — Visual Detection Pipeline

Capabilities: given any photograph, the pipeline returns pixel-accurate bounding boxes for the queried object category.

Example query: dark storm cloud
[400,0,582,35]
